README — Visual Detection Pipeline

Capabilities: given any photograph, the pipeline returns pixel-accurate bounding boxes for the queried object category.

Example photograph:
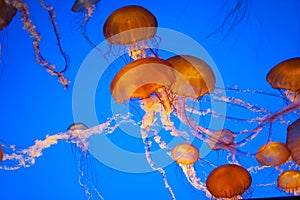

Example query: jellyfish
[71,0,101,12]
[110,57,175,116]
[239,58,300,145]
[167,55,216,99]
[207,129,235,151]
[171,143,206,191]
[0,0,17,31]
[286,118,300,165]
[71,0,101,50]
[259,58,300,125]
[206,164,252,199]
[277,170,300,195]
[2,0,69,88]
[166,55,216,131]
[256,142,290,167]
[67,122,104,200]
[267,57,300,102]
[0,146,3,163]
[103,5,158,60]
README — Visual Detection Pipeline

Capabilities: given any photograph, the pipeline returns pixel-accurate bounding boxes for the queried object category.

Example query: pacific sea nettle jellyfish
[0,0,17,30]
[286,118,300,165]
[171,143,206,191]
[264,57,300,124]
[256,142,290,166]
[103,5,158,60]
[278,170,300,195]
[166,55,217,137]
[267,57,300,103]
[207,129,235,151]
[67,122,105,200]
[0,146,3,163]
[71,0,101,12]
[71,0,101,49]
[110,57,175,116]
[206,164,252,199]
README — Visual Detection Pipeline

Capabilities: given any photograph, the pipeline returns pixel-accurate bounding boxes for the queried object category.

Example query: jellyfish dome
[206,164,252,199]
[0,0,17,30]
[0,146,3,163]
[167,55,216,99]
[103,5,157,46]
[207,129,235,150]
[71,0,101,12]
[278,170,300,195]
[171,143,199,165]
[256,142,290,166]
[67,123,89,131]
[267,57,300,91]
[267,57,300,103]
[110,57,175,104]
[287,118,300,165]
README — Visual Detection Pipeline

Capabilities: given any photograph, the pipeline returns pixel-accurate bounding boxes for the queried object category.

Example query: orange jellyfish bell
[103,5,157,46]
[0,0,17,30]
[207,129,234,150]
[256,142,290,166]
[71,0,101,12]
[167,55,216,98]
[206,164,252,199]
[0,146,3,162]
[67,123,88,131]
[266,57,300,91]
[286,118,300,165]
[278,170,300,194]
[171,143,199,165]
[110,57,175,104]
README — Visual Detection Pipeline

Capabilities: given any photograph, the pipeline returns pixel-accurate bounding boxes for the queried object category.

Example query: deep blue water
[0,0,299,199]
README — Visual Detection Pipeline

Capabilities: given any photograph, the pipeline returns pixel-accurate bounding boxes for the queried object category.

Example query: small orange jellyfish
[207,129,235,150]
[267,57,300,103]
[0,146,3,162]
[103,5,158,60]
[256,142,290,166]
[171,143,199,165]
[167,55,216,99]
[67,122,88,131]
[278,170,300,195]
[286,118,300,165]
[171,143,206,190]
[71,0,101,12]
[0,0,17,30]
[206,164,252,199]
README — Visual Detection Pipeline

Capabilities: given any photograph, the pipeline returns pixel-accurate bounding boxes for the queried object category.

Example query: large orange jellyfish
[167,55,216,99]
[103,5,158,60]
[259,58,300,125]
[110,57,175,115]
[244,58,300,141]
[278,170,300,195]
[286,118,300,165]
[206,164,252,199]
[256,142,290,166]
[0,0,16,30]
[267,57,300,102]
